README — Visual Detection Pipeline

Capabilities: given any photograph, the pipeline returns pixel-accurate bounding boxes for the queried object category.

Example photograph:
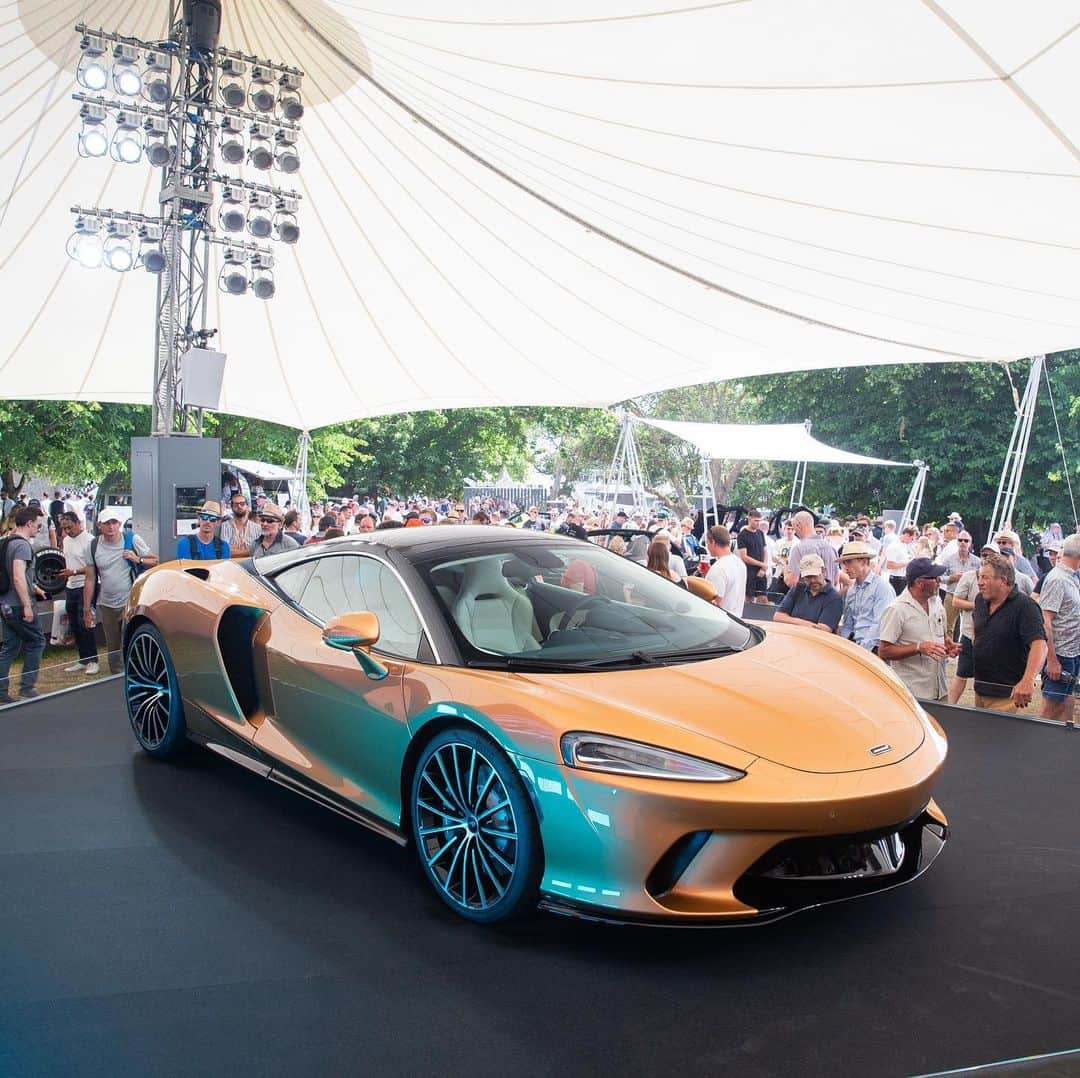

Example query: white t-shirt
[63,530,93,591]
[883,538,912,579]
[706,553,747,616]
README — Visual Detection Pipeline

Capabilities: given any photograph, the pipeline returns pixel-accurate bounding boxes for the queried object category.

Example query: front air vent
[645,830,711,898]
[184,567,210,580]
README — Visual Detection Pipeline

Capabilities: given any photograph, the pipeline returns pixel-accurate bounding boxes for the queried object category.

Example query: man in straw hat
[838,540,895,653]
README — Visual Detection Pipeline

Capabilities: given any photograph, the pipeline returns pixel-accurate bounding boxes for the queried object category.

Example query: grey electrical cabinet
[131,436,222,563]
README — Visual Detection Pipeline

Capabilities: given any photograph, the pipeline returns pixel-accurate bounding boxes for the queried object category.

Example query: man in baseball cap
[878,558,957,701]
[773,553,843,633]
[838,540,894,652]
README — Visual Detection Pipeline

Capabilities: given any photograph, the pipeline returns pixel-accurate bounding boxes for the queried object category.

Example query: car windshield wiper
[467,656,598,672]
[575,649,666,669]
[467,650,664,672]
[647,644,742,662]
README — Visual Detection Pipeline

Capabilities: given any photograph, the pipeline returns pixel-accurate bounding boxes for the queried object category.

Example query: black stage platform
[1,681,1078,1078]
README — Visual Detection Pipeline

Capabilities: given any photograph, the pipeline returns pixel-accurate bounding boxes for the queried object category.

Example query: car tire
[124,623,187,758]
[33,548,67,597]
[411,726,542,924]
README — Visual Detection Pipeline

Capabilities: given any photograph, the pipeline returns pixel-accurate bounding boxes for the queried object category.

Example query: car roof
[252,524,577,574]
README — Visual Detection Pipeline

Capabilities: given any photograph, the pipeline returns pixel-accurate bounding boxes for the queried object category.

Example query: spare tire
[33,547,67,597]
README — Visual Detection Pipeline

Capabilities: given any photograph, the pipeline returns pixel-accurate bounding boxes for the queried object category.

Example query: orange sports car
[122,526,948,925]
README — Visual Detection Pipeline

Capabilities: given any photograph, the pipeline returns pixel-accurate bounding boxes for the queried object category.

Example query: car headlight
[560,732,745,782]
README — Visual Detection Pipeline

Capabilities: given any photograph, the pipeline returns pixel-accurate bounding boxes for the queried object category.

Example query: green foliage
[340,408,545,496]
[0,401,147,494]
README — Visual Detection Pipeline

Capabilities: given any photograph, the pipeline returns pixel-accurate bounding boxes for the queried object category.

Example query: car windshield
[418,541,755,669]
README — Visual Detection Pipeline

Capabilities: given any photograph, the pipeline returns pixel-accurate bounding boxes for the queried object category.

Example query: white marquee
[636,416,911,467]
[2,2,1079,429]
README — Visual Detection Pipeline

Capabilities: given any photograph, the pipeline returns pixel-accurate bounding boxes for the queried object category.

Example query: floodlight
[143,50,171,104]
[111,109,144,163]
[219,247,249,295]
[274,196,299,244]
[104,219,136,271]
[77,33,108,91]
[219,115,245,165]
[248,121,274,170]
[139,222,166,274]
[278,71,304,121]
[251,250,275,299]
[273,128,300,174]
[219,184,247,232]
[144,114,173,167]
[66,215,103,269]
[249,64,276,113]
[78,102,109,158]
[247,191,274,238]
[112,42,142,97]
[219,57,247,108]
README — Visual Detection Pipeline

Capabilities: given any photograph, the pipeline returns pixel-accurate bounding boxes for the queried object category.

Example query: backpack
[0,534,18,594]
[186,534,223,560]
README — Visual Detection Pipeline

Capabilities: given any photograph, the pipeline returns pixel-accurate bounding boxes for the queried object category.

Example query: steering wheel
[564,593,608,628]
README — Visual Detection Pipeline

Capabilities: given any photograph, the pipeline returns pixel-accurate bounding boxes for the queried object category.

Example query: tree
[0,401,147,496]
[341,408,543,496]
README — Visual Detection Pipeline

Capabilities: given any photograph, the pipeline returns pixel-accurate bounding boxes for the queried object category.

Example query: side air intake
[216,606,265,720]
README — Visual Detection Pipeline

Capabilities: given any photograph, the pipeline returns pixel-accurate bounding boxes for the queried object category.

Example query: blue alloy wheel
[124,624,187,758]
[411,727,542,924]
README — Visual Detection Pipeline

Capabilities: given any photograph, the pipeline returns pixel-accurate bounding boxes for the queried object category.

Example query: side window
[299,556,423,660]
[271,561,315,603]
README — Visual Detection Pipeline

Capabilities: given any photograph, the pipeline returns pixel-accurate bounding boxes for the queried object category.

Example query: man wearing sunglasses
[939,531,978,639]
[176,502,230,561]
[251,502,301,560]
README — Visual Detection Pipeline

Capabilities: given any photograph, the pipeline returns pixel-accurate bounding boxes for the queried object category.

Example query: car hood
[515,625,925,774]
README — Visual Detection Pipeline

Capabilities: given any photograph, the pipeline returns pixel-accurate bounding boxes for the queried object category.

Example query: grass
[2,641,120,698]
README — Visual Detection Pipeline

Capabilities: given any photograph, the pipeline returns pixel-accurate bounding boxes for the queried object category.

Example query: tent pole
[791,460,807,506]
[625,418,648,513]
[990,356,1043,536]
[293,430,311,532]
[608,414,628,517]
[901,461,928,528]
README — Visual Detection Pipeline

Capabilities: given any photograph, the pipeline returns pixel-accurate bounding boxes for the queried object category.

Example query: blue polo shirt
[778,579,843,632]
[176,534,231,560]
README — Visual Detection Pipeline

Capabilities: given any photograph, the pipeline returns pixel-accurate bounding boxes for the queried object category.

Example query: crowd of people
[1,483,1077,725]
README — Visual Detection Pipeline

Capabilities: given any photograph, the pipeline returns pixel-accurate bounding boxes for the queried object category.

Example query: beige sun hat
[838,540,877,562]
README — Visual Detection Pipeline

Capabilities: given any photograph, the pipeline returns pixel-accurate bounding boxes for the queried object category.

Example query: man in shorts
[1038,533,1080,723]
[737,509,770,605]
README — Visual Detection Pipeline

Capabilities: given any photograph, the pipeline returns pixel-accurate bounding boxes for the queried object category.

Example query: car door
[254,553,424,826]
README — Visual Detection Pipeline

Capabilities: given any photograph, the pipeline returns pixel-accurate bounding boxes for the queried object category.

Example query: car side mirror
[685,577,718,604]
[322,612,389,681]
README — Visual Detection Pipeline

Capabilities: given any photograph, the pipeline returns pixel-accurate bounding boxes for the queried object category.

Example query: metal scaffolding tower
[68,0,303,436]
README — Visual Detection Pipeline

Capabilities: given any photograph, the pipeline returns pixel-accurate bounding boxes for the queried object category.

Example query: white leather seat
[452,558,541,653]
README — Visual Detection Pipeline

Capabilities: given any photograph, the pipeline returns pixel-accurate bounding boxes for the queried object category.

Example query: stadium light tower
[68,0,304,435]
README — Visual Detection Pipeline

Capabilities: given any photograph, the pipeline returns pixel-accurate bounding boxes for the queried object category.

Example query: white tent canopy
[636,416,911,467]
[3,2,1080,429]
[221,458,296,481]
